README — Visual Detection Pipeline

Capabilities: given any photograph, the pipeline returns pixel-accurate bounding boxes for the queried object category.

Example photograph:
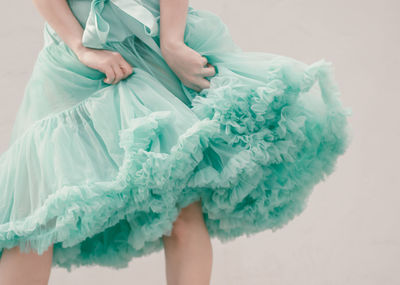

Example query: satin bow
[81,0,161,55]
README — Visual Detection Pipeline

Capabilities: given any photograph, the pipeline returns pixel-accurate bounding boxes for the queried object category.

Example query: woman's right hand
[76,47,134,85]
[32,0,133,85]
[161,41,216,92]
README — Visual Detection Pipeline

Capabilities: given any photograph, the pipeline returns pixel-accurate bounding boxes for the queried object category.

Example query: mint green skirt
[0,0,352,271]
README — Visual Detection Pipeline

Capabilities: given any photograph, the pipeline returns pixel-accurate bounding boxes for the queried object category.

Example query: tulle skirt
[0,0,352,271]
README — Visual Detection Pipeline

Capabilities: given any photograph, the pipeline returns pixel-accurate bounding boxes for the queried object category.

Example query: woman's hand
[32,0,133,85]
[159,0,215,92]
[76,47,133,84]
[161,41,216,92]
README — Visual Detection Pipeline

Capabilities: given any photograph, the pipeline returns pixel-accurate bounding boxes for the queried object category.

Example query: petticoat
[0,0,352,271]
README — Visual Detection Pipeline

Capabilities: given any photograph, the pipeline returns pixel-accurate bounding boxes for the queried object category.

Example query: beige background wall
[1,0,399,284]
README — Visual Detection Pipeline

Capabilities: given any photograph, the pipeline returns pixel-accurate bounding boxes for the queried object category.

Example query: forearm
[159,0,188,52]
[32,0,86,56]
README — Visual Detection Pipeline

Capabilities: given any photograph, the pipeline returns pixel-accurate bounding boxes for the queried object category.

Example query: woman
[0,0,352,284]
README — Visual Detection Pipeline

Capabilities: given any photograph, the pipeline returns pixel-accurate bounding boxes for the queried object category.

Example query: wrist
[71,42,89,60]
[160,39,185,55]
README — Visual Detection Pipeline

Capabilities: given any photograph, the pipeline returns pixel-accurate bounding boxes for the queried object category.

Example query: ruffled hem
[190,58,352,241]
[0,1,352,269]
[0,53,352,271]
[0,106,220,270]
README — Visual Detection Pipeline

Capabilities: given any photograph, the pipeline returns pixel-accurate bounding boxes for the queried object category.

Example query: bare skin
[163,200,213,285]
[0,201,212,285]
[160,0,216,92]
[0,0,214,284]
[0,245,53,285]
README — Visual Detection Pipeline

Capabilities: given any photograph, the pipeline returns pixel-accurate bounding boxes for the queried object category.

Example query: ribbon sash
[82,0,161,56]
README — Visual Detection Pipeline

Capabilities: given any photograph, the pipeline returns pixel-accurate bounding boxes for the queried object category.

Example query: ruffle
[0,1,352,271]
[0,54,348,270]
[186,59,352,241]
[0,51,352,270]
[0,90,220,270]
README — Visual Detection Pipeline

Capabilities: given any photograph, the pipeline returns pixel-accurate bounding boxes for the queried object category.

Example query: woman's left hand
[161,41,216,92]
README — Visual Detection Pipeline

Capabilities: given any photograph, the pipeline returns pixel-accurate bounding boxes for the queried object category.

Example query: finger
[195,78,211,91]
[185,81,202,92]
[103,66,115,84]
[191,85,202,92]
[120,62,133,79]
[200,56,208,66]
[201,65,216,77]
[111,64,124,84]
[111,52,132,78]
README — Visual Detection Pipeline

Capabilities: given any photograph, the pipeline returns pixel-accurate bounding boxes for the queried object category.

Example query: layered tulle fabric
[0,0,352,271]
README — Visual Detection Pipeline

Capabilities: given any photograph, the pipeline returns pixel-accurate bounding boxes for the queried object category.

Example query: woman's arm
[32,0,85,56]
[159,0,216,92]
[32,0,133,84]
[159,0,188,48]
